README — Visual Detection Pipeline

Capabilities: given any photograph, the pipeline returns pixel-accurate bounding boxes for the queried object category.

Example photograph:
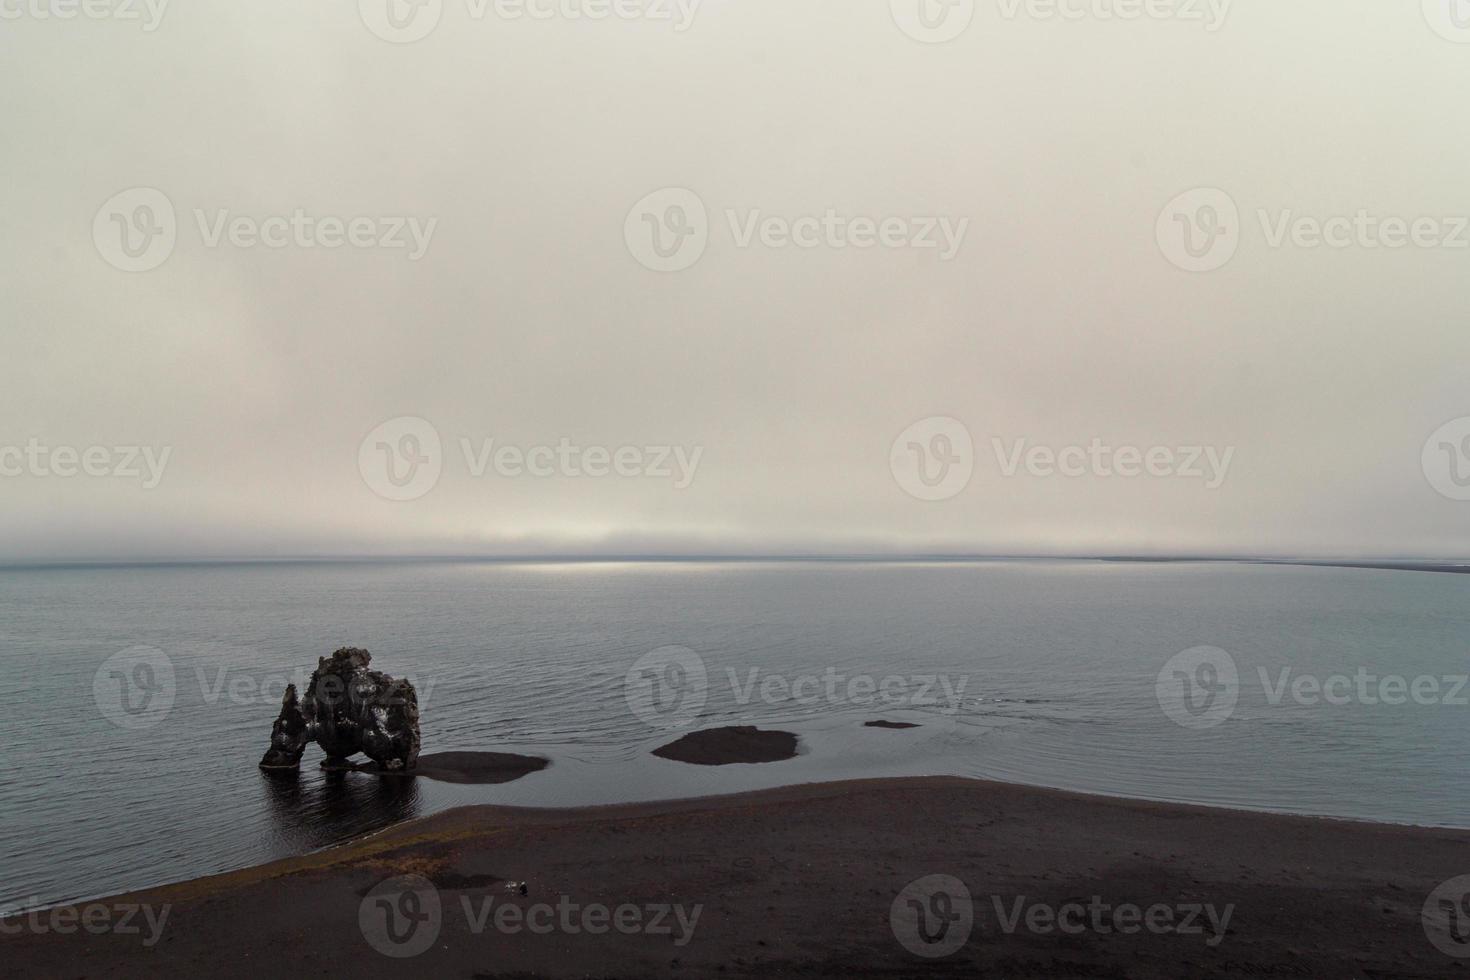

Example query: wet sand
[4,776,1467,978]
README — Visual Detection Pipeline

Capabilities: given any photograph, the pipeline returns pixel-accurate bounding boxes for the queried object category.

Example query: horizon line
[2,553,1468,571]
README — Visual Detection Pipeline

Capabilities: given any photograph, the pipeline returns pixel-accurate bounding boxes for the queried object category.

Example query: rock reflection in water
[259,768,421,852]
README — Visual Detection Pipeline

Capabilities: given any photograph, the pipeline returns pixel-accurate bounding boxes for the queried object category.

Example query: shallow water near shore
[2,558,1467,911]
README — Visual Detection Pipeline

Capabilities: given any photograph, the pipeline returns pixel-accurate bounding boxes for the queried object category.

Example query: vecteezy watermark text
[1156,645,1469,730]
[625,188,969,272]
[359,0,701,43]
[460,438,701,487]
[0,900,170,947]
[358,416,703,502]
[890,417,1235,502]
[93,188,437,272]
[0,0,169,30]
[996,0,1231,30]
[1158,187,1470,272]
[890,0,1230,44]
[0,439,171,488]
[888,874,1232,958]
[1259,667,1468,708]
[624,646,969,730]
[992,437,1234,488]
[988,893,1233,947]
[193,209,436,259]
[728,667,968,714]
[358,875,701,958]
[91,645,446,730]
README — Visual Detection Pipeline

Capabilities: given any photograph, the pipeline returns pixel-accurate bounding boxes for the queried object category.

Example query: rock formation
[259,685,309,769]
[258,648,421,773]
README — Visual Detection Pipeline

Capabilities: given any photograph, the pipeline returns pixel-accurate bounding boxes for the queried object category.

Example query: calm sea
[2,559,1467,911]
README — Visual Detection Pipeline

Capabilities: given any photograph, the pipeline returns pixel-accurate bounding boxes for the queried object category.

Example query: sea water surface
[1,559,1467,911]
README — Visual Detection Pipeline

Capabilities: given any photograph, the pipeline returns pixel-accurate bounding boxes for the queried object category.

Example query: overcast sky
[3,0,1470,562]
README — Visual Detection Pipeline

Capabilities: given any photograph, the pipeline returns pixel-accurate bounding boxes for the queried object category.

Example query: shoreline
[18,770,1470,916]
[6,775,1466,977]
[13,770,1470,915]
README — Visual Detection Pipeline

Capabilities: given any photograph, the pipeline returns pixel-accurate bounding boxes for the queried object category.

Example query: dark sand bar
[4,777,1465,978]
[651,726,799,765]
[326,751,551,785]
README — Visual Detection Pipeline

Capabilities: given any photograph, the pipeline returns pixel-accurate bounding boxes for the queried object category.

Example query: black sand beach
[5,776,1466,978]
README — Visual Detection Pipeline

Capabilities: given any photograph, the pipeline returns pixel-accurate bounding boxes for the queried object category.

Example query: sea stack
[258,647,421,773]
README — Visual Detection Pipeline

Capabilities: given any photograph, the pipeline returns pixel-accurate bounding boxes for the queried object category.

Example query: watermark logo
[1155,645,1238,730]
[93,187,177,273]
[0,899,170,946]
[891,0,975,43]
[1258,210,1469,251]
[625,188,709,272]
[93,646,176,730]
[891,874,974,958]
[360,0,699,41]
[360,875,443,958]
[95,188,436,269]
[0,440,172,488]
[0,0,169,30]
[489,0,701,29]
[730,668,968,713]
[359,416,444,502]
[996,0,1231,30]
[1162,189,1470,271]
[1259,668,1467,708]
[1160,647,1468,727]
[626,189,969,271]
[625,645,708,730]
[993,438,1233,488]
[192,209,437,258]
[989,894,1232,946]
[359,419,702,500]
[358,875,702,958]
[891,417,974,501]
[1426,875,1470,958]
[727,209,969,259]
[359,0,444,42]
[1157,187,1239,272]
[893,424,1232,497]
[1423,417,1470,501]
[93,646,446,729]
[1424,0,1470,43]
[460,437,701,487]
[461,891,701,945]
[626,648,969,729]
